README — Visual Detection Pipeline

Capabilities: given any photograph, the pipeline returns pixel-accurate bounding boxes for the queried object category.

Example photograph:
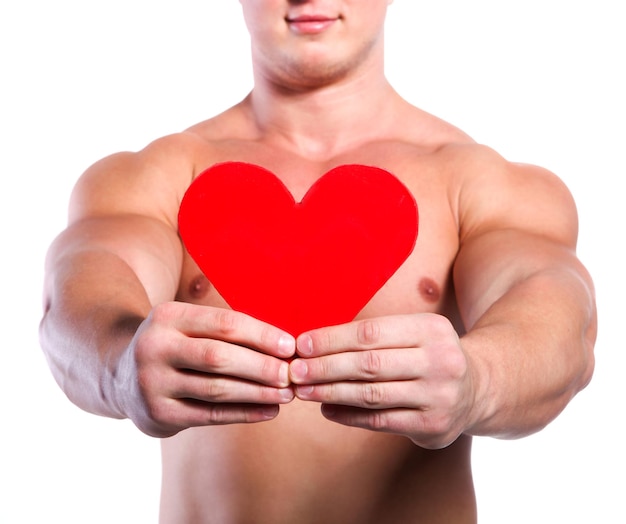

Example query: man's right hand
[114,302,296,438]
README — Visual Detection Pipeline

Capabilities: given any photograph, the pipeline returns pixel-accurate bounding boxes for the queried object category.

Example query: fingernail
[290,359,307,381]
[322,404,337,418]
[297,334,313,356]
[279,387,294,401]
[278,334,295,356]
[278,362,290,386]
[297,385,314,396]
[261,405,279,419]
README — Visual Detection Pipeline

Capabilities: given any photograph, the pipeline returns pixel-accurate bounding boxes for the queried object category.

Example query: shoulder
[68,101,254,224]
[68,131,207,225]
[438,143,578,246]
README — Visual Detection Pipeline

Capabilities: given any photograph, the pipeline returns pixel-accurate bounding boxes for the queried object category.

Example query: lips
[286,14,339,35]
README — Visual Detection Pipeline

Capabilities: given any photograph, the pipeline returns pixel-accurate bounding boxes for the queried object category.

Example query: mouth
[285,14,340,35]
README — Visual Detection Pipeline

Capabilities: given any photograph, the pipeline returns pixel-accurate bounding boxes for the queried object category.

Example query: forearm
[461,267,596,439]
[40,212,183,417]
[40,249,152,418]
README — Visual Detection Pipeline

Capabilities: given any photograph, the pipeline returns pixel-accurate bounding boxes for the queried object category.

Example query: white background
[1,1,624,522]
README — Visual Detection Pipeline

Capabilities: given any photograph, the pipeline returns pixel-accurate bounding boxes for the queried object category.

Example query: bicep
[453,158,588,329]
[453,229,587,329]
[45,215,183,307]
[46,147,188,306]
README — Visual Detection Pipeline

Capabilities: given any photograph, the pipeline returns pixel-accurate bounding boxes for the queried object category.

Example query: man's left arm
[289,157,596,448]
[453,221,596,440]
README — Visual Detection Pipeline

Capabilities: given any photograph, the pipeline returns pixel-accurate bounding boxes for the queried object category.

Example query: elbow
[574,276,597,393]
[38,310,74,402]
[576,311,597,393]
[577,262,598,392]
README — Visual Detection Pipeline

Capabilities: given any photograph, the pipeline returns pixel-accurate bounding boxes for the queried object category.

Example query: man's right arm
[40,211,181,419]
[39,143,295,437]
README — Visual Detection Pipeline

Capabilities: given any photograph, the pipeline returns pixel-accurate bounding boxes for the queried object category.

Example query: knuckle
[134,323,163,358]
[239,409,258,424]
[447,350,468,380]
[200,340,227,371]
[134,315,178,364]
[358,350,382,379]
[257,324,272,349]
[428,312,452,333]
[213,308,239,337]
[259,385,285,404]
[259,356,280,383]
[309,330,333,355]
[436,385,457,410]
[421,407,454,439]
[362,382,385,407]
[357,319,381,346]
[144,398,172,426]
[134,372,172,425]
[203,378,227,402]
[257,323,280,352]
[149,301,177,324]
[316,356,335,379]
[133,336,152,364]
[203,404,228,425]
[135,365,154,393]
[136,339,167,370]
[203,404,266,425]
[369,410,388,431]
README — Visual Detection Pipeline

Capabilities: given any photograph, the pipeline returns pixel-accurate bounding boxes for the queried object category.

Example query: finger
[321,404,419,435]
[171,336,292,388]
[290,347,424,384]
[320,405,460,450]
[154,302,296,358]
[180,402,282,427]
[297,314,436,357]
[147,399,283,435]
[174,371,295,405]
[295,379,424,409]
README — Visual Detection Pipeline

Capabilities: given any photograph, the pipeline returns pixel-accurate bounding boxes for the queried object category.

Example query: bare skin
[40,2,596,523]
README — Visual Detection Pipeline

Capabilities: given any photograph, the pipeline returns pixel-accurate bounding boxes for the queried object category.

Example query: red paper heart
[178,162,418,337]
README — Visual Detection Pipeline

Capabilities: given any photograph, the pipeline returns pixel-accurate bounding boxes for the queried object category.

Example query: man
[39,1,597,522]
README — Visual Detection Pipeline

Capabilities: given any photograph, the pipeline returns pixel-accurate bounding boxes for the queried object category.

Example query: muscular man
[39,2,597,522]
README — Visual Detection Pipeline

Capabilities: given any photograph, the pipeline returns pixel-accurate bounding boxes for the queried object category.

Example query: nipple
[418,277,441,303]
[189,274,211,299]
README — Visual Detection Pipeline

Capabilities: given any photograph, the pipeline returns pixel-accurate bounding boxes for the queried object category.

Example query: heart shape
[178,162,418,337]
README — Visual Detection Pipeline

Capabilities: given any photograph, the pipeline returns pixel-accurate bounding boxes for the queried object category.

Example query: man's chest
[177,146,461,330]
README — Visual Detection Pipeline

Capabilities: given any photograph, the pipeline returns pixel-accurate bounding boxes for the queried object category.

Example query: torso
[156,100,479,523]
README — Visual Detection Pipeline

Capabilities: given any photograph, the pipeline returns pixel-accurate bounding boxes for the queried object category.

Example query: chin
[276,54,360,90]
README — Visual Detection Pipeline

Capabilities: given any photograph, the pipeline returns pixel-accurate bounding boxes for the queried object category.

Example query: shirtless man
[39,1,597,523]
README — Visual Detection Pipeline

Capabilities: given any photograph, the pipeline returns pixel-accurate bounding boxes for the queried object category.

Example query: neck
[244,56,402,160]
